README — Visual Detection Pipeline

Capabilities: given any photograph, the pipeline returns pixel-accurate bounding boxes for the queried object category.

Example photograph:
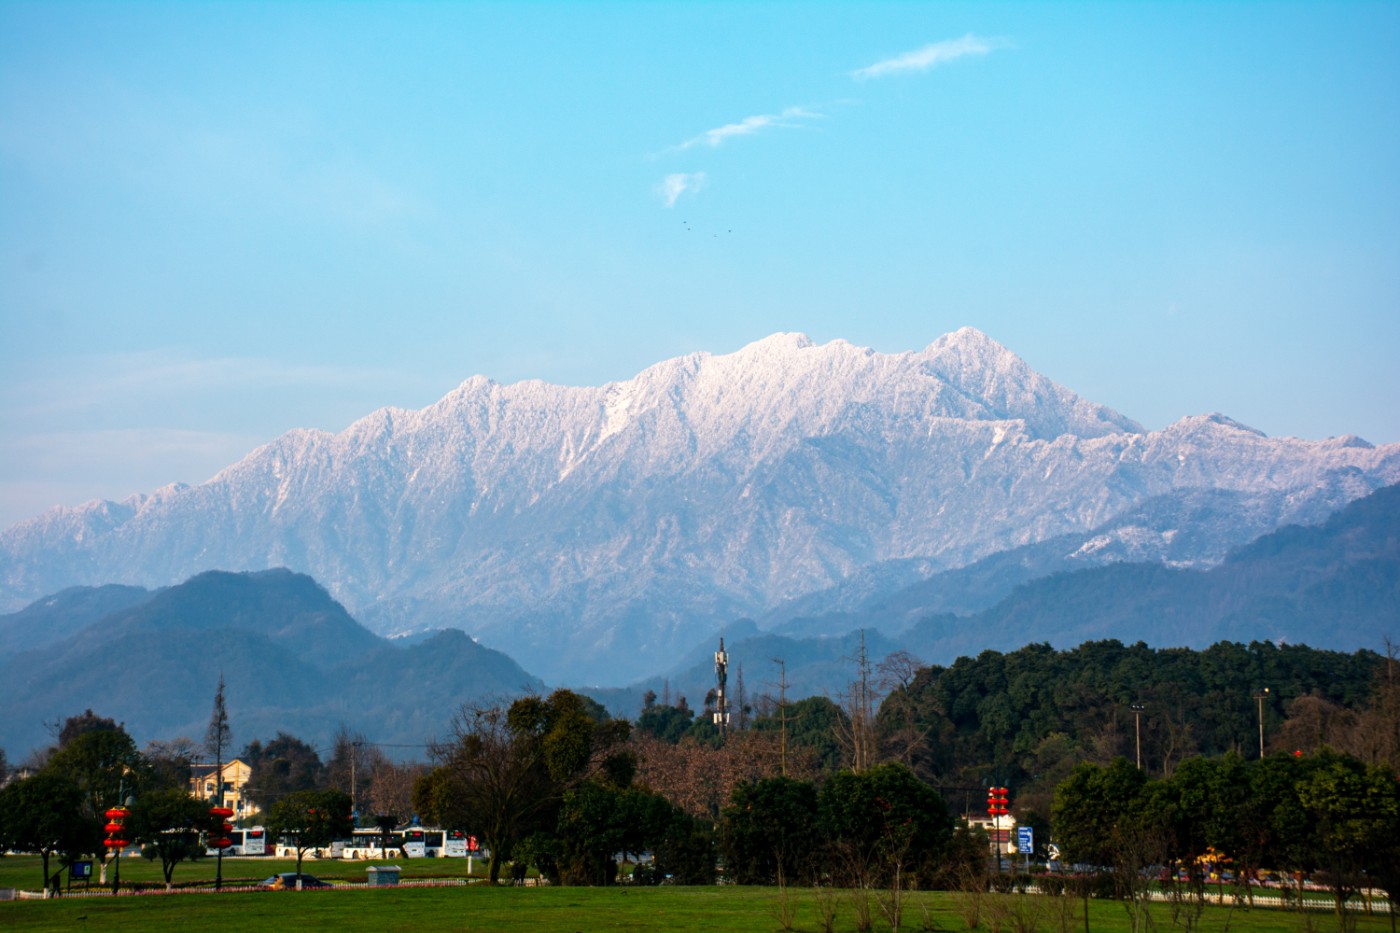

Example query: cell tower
[713,637,730,734]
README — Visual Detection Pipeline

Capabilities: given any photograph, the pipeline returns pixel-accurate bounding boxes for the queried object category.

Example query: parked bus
[337,827,468,858]
[399,829,427,858]
[440,830,469,858]
[340,828,405,859]
[416,829,469,857]
[206,827,268,857]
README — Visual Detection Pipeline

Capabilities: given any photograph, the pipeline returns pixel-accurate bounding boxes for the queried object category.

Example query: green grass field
[1,856,1394,932]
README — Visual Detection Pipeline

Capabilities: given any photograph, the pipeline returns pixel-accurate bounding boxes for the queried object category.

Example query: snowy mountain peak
[3,328,1398,683]
[1167,413,1268,438]
[742,331,817,353]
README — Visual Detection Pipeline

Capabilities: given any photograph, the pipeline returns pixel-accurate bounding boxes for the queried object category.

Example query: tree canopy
[264,788,353,881]
[127,786,222,888]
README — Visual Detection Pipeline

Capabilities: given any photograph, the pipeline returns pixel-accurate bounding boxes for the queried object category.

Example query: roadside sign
[1016,826,1033,855]
[70,861,92,879]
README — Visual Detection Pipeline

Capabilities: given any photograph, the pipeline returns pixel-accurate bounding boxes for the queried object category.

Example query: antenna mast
[713,637,730,735]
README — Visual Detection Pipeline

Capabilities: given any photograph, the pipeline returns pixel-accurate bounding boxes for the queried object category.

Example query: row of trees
[412,690,710,884]
[411,688,959,892]
[5,638,1399,901]
[237,728,423,821]
[1052,750,1400,922]
[873,639,1400,827]
[0,711,226,891]
[0,706,363,892]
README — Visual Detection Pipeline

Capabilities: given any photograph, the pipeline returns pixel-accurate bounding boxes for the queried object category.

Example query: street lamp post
[1252,688,1270,759]
[1131,703,1146,770]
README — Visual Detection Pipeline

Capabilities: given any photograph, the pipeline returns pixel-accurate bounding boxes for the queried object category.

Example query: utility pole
[1131,703,1145,771]
[351,740,360,822]
[1252,688,1270,759]
[772,658,789,777]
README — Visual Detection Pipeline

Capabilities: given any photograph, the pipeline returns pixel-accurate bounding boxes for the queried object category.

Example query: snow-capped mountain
[4,328,1397,683]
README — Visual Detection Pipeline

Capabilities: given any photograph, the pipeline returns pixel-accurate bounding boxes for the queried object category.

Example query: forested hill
[886,638,1391,819]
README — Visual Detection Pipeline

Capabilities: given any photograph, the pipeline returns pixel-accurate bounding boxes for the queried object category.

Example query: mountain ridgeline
[0,569,543,760]
[3,328,1398,683]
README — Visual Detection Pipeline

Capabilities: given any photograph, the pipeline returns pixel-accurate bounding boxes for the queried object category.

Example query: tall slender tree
[204,676,232,891]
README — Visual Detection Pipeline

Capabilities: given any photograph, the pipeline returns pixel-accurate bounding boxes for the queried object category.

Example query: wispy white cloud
[851,34,1007,80]
[675,106,821,151]
[658,172,707,207]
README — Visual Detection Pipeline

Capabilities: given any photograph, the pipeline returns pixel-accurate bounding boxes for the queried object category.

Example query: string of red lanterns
[103,806,130,851]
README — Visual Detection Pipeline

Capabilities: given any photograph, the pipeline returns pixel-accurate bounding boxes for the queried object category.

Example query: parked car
[259,872,331,889]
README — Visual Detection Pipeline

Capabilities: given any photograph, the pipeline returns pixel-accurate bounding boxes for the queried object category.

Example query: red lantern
[209,805,236,850]
[104,805,130,851]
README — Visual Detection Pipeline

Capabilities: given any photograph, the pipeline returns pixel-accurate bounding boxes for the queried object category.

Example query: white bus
[399,829,427,858]
[440,830,469,858]
[417,829,469,858]
[206,827,268,857]
[340,828,404,859]
[337,827,467,858]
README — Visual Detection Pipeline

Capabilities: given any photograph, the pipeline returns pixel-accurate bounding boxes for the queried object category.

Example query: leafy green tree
[554,783,673,885]
[0,772,101,893]
[417,690,633,884]
[1240,753,1314,890]
[142,738,202,792]
[57,709,121,748]
[241,732,325,808]
[719,776,821,885]
[636,702,695,744]
[42,723,151,886]
[1051,758,1149,868]
[1295,749,1400,919]
[43,726,145,816]
[654,807,716,885]
[507,690,632,786]
[264,788,353,883]
[750,695,848,773]
[818,762,952,887]
[416,705,554,884]
[127,787,222,888]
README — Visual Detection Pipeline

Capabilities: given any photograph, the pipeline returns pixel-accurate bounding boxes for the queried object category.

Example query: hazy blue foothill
[0,569,543,761]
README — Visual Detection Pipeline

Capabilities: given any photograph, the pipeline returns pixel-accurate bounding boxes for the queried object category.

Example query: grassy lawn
[2,857,1395,932]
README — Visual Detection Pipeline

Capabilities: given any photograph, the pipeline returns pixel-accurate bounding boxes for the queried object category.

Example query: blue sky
[2,1,1398,529]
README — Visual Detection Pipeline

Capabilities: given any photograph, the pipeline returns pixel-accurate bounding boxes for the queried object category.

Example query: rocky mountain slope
[3,329,1397,682]
[900,480,1400,663]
